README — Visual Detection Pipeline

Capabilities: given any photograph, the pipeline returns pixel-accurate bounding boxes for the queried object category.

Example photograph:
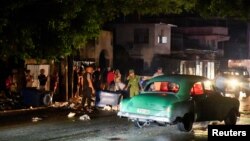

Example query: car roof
[145,74,210,100]
[147,74,209,84]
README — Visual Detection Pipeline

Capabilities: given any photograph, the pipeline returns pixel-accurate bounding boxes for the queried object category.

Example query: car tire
[224,109,237,125]
[177,113,194,132]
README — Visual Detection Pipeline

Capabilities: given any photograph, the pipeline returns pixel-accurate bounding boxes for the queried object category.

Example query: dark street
[0,97,250,141]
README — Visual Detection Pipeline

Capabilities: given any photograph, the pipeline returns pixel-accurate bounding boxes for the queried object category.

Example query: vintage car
[117,74,240,132]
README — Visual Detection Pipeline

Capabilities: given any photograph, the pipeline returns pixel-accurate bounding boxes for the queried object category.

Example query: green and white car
[118,74,240,132]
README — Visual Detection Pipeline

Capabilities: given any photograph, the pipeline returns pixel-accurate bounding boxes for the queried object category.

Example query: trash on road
[69,103,75,108]
[32,117,42,122]
[51,102,69,108]
[67,112,76,118]
[79,114,90,120]
[103,105,112,111]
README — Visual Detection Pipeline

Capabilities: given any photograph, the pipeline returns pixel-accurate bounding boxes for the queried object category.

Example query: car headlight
[227,79,239,87]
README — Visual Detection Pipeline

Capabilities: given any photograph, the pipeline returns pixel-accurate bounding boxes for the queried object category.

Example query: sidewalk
[0,106,50,117]
[0,101,117,125]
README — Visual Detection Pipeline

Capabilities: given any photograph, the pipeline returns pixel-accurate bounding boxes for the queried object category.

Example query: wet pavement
[0,95,249,123]
[0,96,249,141]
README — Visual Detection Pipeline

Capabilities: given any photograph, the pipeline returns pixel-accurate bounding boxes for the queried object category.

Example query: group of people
[72,65,165,112]
[4,68,48,99]
[24,68,48,91]
[3,64,165,112]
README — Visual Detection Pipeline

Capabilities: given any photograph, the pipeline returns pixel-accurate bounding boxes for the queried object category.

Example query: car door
[191,81,222,121]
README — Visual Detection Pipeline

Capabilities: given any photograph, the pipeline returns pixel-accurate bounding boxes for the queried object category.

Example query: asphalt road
[0,97,249,141]
[0,110,207,141]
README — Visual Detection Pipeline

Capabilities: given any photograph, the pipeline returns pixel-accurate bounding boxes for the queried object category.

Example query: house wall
[79,30,113,68]
[114,23,171,71]
[95,31,113,67]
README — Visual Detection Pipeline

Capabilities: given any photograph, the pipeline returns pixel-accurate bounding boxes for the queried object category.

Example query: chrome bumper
[117,111,171,123]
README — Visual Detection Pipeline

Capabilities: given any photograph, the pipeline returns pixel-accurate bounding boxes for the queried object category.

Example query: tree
[0,0,198,61]
[0,0,249,62]
[0,0,102,61]
[195,0,250,20]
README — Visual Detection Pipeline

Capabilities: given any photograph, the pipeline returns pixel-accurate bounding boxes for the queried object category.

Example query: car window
[203,80,215,94]
[190,82,204,96]
[204,80,213,91]
[190,80,214,96]
[146,81,179,93]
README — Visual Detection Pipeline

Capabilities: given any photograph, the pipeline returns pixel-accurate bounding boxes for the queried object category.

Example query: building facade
[113,23,172,72]
[113,23,230,78]
[76,30,113,69]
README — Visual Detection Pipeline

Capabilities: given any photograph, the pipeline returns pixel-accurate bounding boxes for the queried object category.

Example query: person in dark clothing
[92,67,101,91]
[81,66,95,112]
[38,69,47,91]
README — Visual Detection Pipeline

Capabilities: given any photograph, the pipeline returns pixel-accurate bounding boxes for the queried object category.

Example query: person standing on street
[81,66,95,112]
[38,69,47,91]
[126,69,141,97]
[25,69,34,88]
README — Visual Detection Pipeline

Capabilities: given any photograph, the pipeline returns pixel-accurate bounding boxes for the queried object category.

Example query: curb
[0,106,50,117]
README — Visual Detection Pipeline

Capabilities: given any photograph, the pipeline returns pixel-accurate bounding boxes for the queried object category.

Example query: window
[147,81,179,93]
[160,82,168,91]
[158,36,167,44]
[134,28,149,44]
[204,80,213,91]
[190,82,204,95]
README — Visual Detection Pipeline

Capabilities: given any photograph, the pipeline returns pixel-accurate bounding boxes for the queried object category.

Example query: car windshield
[145,81,180,93]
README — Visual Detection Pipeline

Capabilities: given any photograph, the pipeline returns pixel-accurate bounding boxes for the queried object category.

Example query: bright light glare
[228,79,239,86]
[204,80,212,86]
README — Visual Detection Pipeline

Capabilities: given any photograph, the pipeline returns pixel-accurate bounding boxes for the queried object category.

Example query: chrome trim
[117,111,171,123]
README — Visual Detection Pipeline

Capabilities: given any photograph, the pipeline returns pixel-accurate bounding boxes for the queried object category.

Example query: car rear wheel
[177,113,194,132]
[224,109,237,125]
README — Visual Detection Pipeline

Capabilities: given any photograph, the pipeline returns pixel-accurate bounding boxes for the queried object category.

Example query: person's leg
[130,88,135,97]
[73,85,77,97]
[135,89,139,96]
[86,87,92,108]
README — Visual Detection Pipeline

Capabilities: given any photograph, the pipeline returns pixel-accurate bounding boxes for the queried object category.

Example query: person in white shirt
[153,67,164,77]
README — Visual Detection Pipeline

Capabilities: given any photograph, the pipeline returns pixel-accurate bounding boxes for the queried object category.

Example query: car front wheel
[134,121,148,128]
[224,109,238,125]
[177,113,194,132]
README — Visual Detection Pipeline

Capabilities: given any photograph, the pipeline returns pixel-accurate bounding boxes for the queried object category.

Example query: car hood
[129,93,179,111]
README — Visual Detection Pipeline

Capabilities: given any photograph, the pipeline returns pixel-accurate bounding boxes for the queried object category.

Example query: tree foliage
[195,0,250,20]
[0,0,102,61]
[0,0,249,61]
